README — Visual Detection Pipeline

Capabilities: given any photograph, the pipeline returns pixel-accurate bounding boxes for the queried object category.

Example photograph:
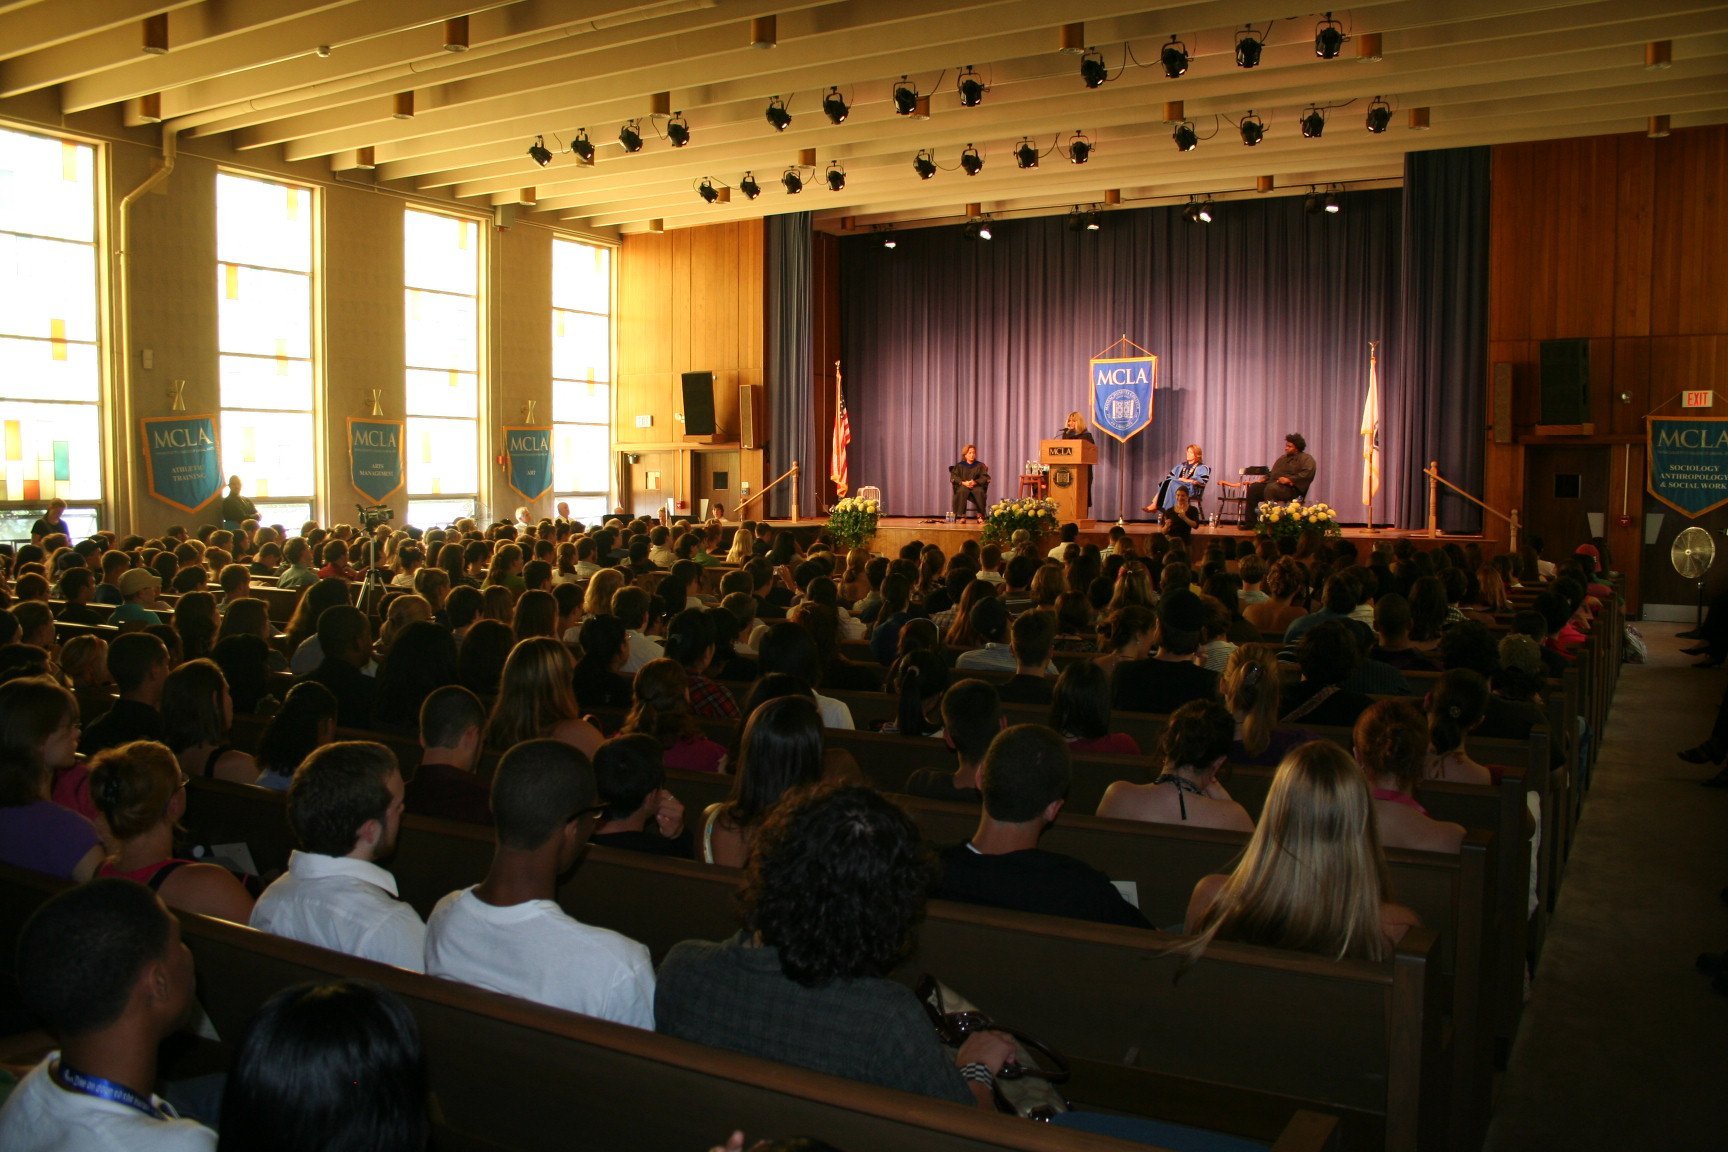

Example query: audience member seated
[903,679,999,804]
[758,622,855,730]
[793,580,883,693]
[1112,590,1219,715]
[485,636,604,760]
[1368,593,1441,672]
[1280,622,1374,728]
[54,568,102,624]
[1097,700,1252,833]
[385,687,486,827]
[879,650,947,738]
[111,568,167,629]
[162,658,258,785]
[1220,643,1308,767]
[590,733,692,857]
[377,593,434,659]
[90,739,257,921]
[1241,557,1307,636]
[251,740,426,971]
[1423,669,1494,785]
[424,738,656,1027]
[572,614,635,710]
[215,980,428,1152]
[1354,700,1467,854]
[456,618,513,697]
[254,682,339,791]
[933,724,1151,929]
[296,606,377,729]
[0,879,215,1150]
[662,609,742,721]
[700,696,826,868]
[613,586,663,674]
[994,610,1060,704]
[284,579,353,675]
[619,658,728,773]
[1048,660,1139,755]
[951,596,1013,673]
[1183,741,1419,959]
[1091,605,1155,682]
[657,784,1018,1109]
[866,573,914,666]
[372,621,459,733]
[80,632,170,758]
[0,676,104,881]
[174,591,220,661]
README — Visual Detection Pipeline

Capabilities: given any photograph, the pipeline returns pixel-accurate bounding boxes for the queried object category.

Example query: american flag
[830,361,851,498]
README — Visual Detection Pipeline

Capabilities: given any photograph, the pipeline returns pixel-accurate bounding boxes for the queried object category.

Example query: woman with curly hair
[485,636,604,759]
[1091,605,1155,682]
[1184,740,1419,961]
[1097,699,1249,831]
[1423,669,1493,785]
[1355,700,1466,854]
[655,784,1018,1107]
[619,658,727,774]
[1219,643,1305,767]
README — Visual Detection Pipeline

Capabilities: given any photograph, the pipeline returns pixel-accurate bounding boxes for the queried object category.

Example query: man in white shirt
[0,879,214,1151]
[424,739,656,1028]
[612,585,663,674]
[251,741,427,971]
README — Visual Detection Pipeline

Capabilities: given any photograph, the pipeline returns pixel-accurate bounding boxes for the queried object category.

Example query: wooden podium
[1040,439,1097,525]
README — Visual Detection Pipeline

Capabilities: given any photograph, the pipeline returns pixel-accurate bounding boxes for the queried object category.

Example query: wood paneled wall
[1485,125,1728,611]
[617,222,765,514]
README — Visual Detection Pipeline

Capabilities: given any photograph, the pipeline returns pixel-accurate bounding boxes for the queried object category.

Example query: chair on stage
[1018,472,1047,500]
[1217,466,1268,526]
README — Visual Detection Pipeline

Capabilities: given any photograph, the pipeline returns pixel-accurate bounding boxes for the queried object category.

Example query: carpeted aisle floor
[1483,619,1728,1152]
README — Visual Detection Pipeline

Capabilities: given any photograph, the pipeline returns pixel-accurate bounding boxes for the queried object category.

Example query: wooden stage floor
[770,516,1487,555]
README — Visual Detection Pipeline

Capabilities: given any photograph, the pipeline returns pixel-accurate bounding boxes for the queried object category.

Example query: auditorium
[0,4,1724,1151]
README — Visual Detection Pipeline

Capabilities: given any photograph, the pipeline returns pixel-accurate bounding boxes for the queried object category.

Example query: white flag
[1360,348,1381,506]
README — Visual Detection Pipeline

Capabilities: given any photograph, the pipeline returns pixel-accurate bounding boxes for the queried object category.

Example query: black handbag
[917,975,1070,1120]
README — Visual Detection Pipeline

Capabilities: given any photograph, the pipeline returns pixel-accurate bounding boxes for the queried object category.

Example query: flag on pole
[830,361,851,498]
[1360,344,1382,506]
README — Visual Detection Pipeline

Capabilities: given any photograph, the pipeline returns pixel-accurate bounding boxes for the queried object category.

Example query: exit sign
[1683,390,1715,408]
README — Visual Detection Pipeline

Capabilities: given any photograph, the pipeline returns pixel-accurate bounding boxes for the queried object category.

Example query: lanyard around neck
[54,1060,168,1120]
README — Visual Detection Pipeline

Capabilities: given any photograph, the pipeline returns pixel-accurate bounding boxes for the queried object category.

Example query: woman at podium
[1058,411,1096,443]
[1145,444,1211,515]
[949,444,990,521]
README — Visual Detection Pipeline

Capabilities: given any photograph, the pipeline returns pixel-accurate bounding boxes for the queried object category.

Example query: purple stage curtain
[766,212,816,518]
[840,187,1445,527]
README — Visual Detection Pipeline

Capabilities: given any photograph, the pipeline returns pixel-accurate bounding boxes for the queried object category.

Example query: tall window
[404,209,481,527]
[551,237,612,523]
[216,172,316,529]
[0,127,103,541]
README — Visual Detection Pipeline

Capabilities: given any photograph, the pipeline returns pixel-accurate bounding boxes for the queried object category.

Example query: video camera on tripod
[356,504,394,531]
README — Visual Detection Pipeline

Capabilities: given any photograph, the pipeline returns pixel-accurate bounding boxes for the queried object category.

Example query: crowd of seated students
[0,507,1616,1142]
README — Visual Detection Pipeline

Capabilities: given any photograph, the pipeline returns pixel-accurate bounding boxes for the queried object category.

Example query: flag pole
[1362,341,1382,534]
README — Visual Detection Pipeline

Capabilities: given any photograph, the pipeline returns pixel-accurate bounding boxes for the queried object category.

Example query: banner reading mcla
[1648,416,1728,517]
[348,417,405,504]
[1089,354,1157,442]
[504,425,554,502]
[140,415,222,513]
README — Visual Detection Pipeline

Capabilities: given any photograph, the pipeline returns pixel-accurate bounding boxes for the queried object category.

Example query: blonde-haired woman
[619,658,728,774]
[583,567,626,619]
[1146,444,1211,514]
[376,592,432,660]
[1220,643,1304,766]
[1184,741,1419,961]
[90,739,255,923]
[485,637,604,759]
[725,527,754,566]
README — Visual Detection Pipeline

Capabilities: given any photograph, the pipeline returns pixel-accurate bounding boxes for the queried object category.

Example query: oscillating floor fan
[1672,526,1717,629]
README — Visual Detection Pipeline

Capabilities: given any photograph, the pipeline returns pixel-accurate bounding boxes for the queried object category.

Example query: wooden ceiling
[3,0,1724,236]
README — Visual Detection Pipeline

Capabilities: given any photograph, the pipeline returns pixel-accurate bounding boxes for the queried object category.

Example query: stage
[768,517,1489,557]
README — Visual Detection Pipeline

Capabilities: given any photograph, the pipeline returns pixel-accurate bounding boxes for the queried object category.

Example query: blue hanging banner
[1089,354,1157,443]
[347,417,405,504]
[139,415,222,514]
[1647,416,1728,517]
[504,425,554,502]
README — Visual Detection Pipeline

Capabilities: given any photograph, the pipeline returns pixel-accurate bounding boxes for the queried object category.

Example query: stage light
[1182,200,1202,224]
[1066,131,1093,164]
[881,228,897,249]
[782,167,804,194]
[912,150,937,179]
[960,144,984,176]
[1085,208,1101,231]
[1172,120,1198,152]
[1197,199,1213,223]
[957,66,985,107]
[619,120,643,153]
[978,220,992,240]
[1161,36,1189,79]
[822,87,850,125]
[571,129,595,164]
[1014,138,1039,169]
[1080,49,1108,89]
[826,162,846,191]
[1315,12,1345,59]
[666,112,690,147]
[1235,26,1264,68]
[1304,188,1325,215]
[964,221,980,240]
[697,178,720,204]
[765,96,791,132]
[1300,106,1326,138]
[1239,112,1265,146]
[1067,207,1085,232]
[893,76,919,116]
[739,171,761,200]
[1324,189,1341,214]
[1366,97,1392,134]
[527,136,553,166]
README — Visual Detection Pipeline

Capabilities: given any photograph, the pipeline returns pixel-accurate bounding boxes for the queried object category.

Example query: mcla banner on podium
[1648,416,1728,517]
[348,417,404,504]
[140,415,222,513]
[504,426,554,502]
[1089,355,1156,443]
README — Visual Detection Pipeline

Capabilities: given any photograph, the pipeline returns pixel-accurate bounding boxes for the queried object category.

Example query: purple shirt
[0,801,101,879]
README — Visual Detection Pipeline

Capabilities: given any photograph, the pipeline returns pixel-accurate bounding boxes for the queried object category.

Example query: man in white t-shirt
[251,741,426,971]
[0,879,214,1151]
[612,585,664,674]
[424,739,655,1028]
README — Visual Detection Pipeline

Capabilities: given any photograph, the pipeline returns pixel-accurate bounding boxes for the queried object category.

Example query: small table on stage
[1040,439,1096,525]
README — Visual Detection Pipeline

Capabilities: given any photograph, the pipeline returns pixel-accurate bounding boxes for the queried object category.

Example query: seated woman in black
[948,444,990,521]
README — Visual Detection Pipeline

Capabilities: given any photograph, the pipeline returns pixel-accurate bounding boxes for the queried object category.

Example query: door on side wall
[623,451,676,517]
[693,451,738,521]
[1522,446,1609,563]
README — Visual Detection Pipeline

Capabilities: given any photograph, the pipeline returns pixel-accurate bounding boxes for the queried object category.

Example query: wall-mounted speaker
[1491,362,1513,444]
[681,371,716,436]
[739,384,764,449]
[1538,339,1590,428]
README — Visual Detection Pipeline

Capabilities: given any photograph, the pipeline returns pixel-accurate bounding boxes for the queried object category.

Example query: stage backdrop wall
[839,176,1483,533]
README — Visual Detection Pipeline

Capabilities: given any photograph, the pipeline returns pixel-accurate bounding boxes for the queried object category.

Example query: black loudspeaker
[1538,339,1590,426]
[681,371,716,436]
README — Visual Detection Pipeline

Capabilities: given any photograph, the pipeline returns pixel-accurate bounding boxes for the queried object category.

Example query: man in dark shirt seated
[78,632,168,756]
[53,568,103,625]
[933,724,1150,929]
[405,684,490,825]
[1280,621,1374,728]
[904,679,1000,803]
[1368,593,1440,672]
[1111,590,1219,715]
[589,733,693,857]
[994,610,1059,705]
[300,604,377,728]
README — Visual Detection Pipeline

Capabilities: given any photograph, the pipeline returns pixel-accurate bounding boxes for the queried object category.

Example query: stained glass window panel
[216,173,312,273]
[217,264,312,359]
[404,289,477,371]
[404,212,478,294]
[220,410,316,498]
[551,311,609,382]
[0,337,100,402]
[552,380,609,425]
[406,416,477,495]
[0,128,95,243]
[0,401,101,501]
[551,242,610,314]
[0,233,98,343]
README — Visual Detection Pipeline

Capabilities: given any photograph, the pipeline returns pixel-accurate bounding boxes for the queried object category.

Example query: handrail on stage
[1424,459,1520,552]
